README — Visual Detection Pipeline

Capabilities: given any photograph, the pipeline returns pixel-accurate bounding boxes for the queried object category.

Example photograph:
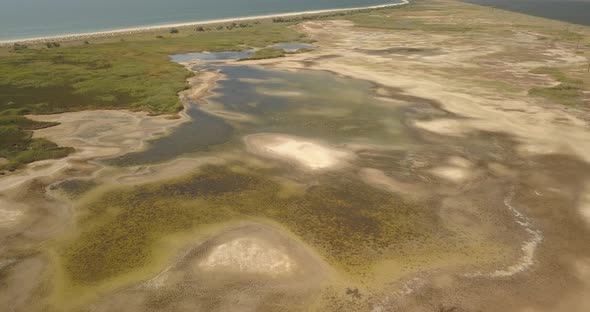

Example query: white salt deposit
[199,237,296,276]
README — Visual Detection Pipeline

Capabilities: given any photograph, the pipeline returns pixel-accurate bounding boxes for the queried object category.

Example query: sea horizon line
[0,0,409,46]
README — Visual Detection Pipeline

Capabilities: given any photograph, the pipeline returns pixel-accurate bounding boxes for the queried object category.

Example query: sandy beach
[0,0,408,47]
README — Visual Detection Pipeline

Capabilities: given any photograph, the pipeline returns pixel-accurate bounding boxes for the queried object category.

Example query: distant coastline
[0,0,408,47]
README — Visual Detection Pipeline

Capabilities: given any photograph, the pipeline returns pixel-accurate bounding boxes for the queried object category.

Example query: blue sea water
[463,0,590,26]
[0,0,401,41]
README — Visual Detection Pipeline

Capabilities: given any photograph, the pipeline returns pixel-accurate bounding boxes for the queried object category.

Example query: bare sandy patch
[29,110,186,162]
[448,156,473,168]
[0,257,46,311]
[245,134,353,170]
[412,119,469,136]
[428,156,476,183]
[580,182,590,229]
[198,237,296,276]
[429,166,472,183]
[0,199,25,228]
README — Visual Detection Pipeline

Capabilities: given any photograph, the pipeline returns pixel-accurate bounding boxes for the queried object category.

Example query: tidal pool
[271,43,317,52]
[170,50,253,62]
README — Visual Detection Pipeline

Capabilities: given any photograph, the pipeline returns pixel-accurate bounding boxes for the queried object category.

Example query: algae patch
[60,164,455,285]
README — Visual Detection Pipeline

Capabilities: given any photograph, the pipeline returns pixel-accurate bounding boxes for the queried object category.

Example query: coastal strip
[0,0,409,47]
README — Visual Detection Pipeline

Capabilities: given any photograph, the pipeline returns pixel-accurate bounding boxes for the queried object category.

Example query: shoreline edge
[0,0,409,46]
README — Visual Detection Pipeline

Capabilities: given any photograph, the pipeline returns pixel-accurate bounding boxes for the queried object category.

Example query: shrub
[12,43,28,51]
[46,42,61,48]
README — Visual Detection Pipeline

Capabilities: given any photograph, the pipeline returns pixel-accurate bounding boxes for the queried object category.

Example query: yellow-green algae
[62,164,466,286]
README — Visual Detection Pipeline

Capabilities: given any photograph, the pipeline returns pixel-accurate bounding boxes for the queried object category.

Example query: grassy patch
[531,67,584,85]
[529,67,586,106]
[0,114,73,170]
[0,132,73,171]
[529,84,583,106]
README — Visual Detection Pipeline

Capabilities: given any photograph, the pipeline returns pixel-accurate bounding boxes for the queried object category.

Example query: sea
[0,0,401,41]
[463,0,590,26]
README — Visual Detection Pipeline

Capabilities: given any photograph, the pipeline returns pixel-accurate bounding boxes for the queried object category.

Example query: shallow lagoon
[109,51,414,166]
[53,50,530,310]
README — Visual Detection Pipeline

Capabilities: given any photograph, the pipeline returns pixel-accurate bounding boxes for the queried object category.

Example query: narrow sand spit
[256,89,304,97]
[244,134,353,170]
[198,237,296,276]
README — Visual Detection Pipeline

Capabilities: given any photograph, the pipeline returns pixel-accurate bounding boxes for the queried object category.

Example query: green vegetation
[0,114,73,170]
[0,21,308,170]
[531,67,584,85]
[239,47,285,60]
[62,165,452,285]
[529,67,586,106]
[45,42,61,48]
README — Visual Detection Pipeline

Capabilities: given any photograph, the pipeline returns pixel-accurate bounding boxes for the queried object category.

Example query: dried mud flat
[1,0,590,311]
